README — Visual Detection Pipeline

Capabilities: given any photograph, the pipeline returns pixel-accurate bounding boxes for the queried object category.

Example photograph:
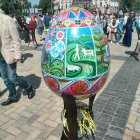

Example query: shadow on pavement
[21,53,33,63]
[92,55,140,140]
[0,88,8,97]
[125,51,134,55]
[16,74,42,100]
[25,74,42,89]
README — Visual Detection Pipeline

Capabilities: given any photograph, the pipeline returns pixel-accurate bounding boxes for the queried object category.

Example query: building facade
[92,0,119,14]
[53,0,73,15]
[53,0,119,15]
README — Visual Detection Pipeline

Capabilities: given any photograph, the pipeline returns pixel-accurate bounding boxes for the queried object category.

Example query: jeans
[0,56,30,100]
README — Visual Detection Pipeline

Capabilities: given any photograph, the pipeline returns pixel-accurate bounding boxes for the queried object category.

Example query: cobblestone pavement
[0,32,140,140]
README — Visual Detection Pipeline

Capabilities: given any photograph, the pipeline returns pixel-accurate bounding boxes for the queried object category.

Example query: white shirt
[26,17,31,24]
[123,16,128,25]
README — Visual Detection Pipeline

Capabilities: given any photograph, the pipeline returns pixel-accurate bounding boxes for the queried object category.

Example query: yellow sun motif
[64,20,72,26]
[84,19,92,26]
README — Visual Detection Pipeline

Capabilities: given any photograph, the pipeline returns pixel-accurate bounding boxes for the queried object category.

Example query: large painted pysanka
[41,7,110,99]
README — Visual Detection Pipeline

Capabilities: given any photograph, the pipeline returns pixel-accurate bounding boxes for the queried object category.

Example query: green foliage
[38,0,53,13]
[33,4,38,8]
[0,0,31,15]
[119,0,140,12]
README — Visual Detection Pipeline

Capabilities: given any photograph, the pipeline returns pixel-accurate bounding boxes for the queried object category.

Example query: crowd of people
[14,10,140,49]
[100,12,140,47]
[0,7,140,106]
[14,12,52,49]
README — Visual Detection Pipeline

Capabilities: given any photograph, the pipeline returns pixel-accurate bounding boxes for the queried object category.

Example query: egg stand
[61,94,96,140]
[129,32,140,60]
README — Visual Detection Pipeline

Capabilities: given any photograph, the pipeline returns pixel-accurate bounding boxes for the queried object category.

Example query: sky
[28,0,39,5]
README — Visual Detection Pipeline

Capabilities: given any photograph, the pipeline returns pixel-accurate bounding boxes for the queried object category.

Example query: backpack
[27,16,37,30]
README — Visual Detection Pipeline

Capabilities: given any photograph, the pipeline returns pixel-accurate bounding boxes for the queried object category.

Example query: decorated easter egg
[41,7,110,100]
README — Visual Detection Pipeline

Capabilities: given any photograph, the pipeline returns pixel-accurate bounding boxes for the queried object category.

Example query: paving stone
[94,136,102,140]
[15,106,26,113]
[111,117,127,128]
[3,108,18,116]
[44,119,58,128]
[126,123,134,130]
[25,129,42,140]
[15,132,28,140]
[13,117,27,127]
[128,115,137,125]
[103,134,122,140]
[125,129,140,138]
[136,117,140,122]
[20,124,36,134]
[0,114,10,123]
[105,129,123,139]
[6,126,21,136]
[31,121,47,130]
[47,135,60,140]
[51,124,63,137]
[3,134,15,140]
[108,126,124,134]
[9,113,21,120]
[95,130,105,139]
[1,120,16,130]
[0,129,10,140]
[37,113,50,122]
[37,126,54,139]
[97,113,113,123]
[135,122,140,132]
[102,109,116,116]
[116,107,130,116]
[95,125,108,134]
[48,111,60,121]
[27,115,39,125]
[123,134,133,140]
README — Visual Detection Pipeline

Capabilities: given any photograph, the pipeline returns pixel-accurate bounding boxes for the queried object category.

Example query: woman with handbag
[0,10,35,106]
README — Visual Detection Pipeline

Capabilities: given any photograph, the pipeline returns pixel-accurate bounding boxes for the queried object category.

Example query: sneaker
[1,98,17,106]
[26,85,35,99]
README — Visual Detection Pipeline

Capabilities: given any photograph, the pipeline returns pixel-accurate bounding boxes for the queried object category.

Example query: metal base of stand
[61,94,96,140]
[129,39,140,61]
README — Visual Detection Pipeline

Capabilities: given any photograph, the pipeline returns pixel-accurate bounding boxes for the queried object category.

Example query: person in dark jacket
[122,13,134,47]
[44,13,51,29]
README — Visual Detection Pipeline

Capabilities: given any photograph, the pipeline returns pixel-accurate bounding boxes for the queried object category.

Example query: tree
[119,0,140,12]
[0,0,31,15]
[33,4,38,8]
[38,0,53,13]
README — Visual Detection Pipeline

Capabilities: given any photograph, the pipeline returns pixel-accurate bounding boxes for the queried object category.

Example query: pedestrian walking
[102,15,110,41]
[122,13,134,47]
[36,15,44,41]
[110,16,119,43]
[44,12,51,29]
[26,15,39,49]
[135,15,140,39]
[115,18,123,44]
[0,9,35,106]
